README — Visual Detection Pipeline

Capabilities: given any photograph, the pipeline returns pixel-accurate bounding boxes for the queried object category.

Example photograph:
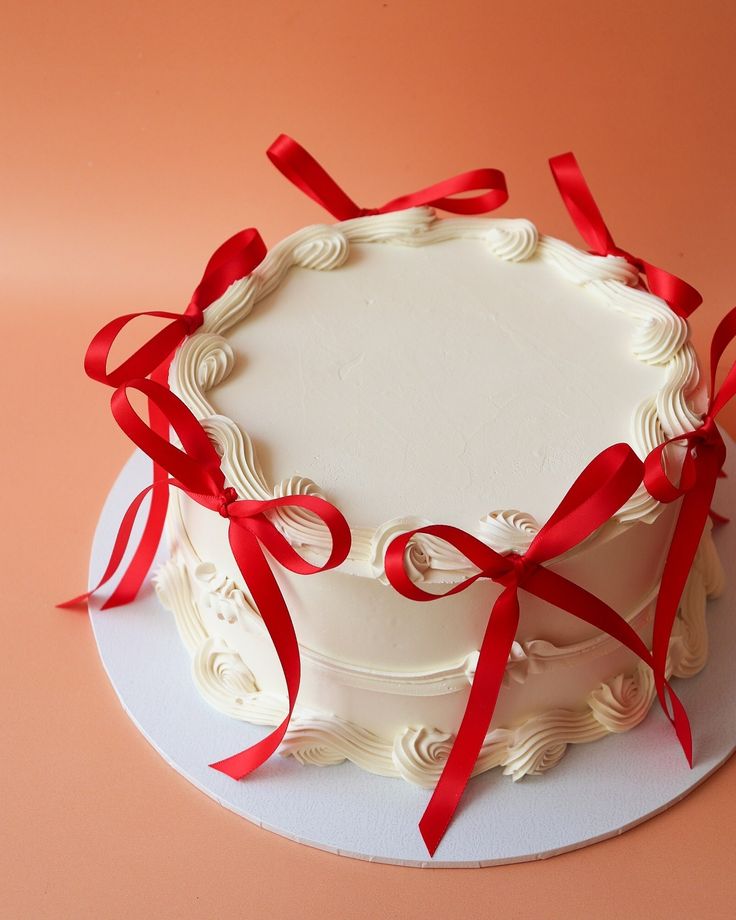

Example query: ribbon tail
[548,152,616,254]
[642,261,702,319]
[100,457,169,608]
[266,134,362,220]
[57,481,160,609]
[650,468,718,757]
[419,585,519,857]
[209,524,302,778]
[527,567,692,765]
[103,361,172,609]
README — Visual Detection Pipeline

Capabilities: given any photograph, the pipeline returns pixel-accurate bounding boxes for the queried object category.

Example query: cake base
[87,443,736,867]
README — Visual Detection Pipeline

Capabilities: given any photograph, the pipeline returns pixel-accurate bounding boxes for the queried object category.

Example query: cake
[66,137,735,856]
[153,205,725,793]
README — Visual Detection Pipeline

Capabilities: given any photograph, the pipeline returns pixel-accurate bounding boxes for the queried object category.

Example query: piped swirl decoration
[193,637,260,718]
[392,728,456,787]
[267,133,509,220]
[588,666,656,733]
[385,443,692,856]
[549,152,701,318]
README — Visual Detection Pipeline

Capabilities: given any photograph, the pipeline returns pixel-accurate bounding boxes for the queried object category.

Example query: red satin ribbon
[84,228,267,387]
[267,134,508,220]
[76,227,266,608]
[644,305,736,728]
[61,377,351,777]
[549,152,702,318]
[385,443,692,856]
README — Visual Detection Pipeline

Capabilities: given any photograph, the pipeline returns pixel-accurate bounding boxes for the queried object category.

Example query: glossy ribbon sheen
[84,227,267,387]
[267,134,508,220]
[644,305,736,729]
[61,377,351,778]
[549,152,701,318]
[385,444,692,856]
[77,227,267,608]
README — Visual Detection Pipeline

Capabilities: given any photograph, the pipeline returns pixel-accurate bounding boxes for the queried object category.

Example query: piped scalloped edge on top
[168,207,702,572]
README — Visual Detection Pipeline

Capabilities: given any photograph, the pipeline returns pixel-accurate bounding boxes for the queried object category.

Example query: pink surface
[3,1,735,916]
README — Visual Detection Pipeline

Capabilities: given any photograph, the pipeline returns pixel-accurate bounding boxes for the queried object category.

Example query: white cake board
[88,441,736,868]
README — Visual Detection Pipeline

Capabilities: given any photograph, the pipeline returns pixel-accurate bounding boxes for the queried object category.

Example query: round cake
[156,207,724,785]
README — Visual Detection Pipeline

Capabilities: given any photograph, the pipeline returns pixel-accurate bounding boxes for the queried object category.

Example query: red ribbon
[644,305,736,730]
[267,134,508,221]
[385,444,692,856]
[61,377,351,777]
[76,227,267,608]
[84,228,267,387]
[549,152,702,318]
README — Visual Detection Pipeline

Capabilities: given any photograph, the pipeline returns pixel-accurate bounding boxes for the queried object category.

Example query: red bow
[549,152,701,318]
[84,228,266,387]
[644,305,736,730]
[267,134,508,221]
[60,377,351,777]
[77,228,267,608]
[385,444,692,856]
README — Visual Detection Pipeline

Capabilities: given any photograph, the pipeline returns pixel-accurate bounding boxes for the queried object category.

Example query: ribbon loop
[503,552,537,585]
[549,152,702,318]
[267,134,508,221]
[84,227,267,388]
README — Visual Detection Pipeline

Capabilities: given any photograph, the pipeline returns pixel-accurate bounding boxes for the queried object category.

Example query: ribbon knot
[217,487,239,518]
[549,152,702,318]
[693,414,720,448]
[180,308,205,336]
[267,133,508,221]
[492,552,536,588]
[610,245,645,274]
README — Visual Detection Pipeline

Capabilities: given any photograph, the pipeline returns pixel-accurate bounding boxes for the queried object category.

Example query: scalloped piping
[168,207,702,575]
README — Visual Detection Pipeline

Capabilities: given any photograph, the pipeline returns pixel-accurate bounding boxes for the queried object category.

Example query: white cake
[156,207,724,786]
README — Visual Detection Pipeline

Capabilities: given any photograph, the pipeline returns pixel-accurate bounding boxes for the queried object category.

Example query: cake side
[155,523,724,786]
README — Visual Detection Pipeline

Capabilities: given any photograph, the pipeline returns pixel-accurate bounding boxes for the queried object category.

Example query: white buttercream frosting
[588,666,656,733]
[392,727,456,787]
[169,209,700,570]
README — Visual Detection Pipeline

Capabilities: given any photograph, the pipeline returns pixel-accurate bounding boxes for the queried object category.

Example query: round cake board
[88,441,736,868]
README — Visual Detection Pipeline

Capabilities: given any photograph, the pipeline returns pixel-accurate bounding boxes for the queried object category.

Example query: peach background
[3,1,736,917]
